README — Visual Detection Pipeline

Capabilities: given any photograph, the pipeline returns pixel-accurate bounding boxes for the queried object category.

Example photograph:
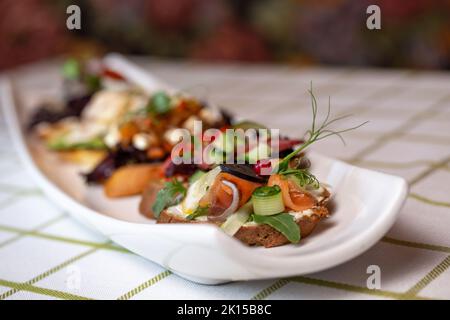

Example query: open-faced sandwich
[139,87,366,248]
[143,161,331,248]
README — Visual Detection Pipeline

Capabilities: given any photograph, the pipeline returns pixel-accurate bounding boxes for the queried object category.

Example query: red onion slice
[208,180,240,222]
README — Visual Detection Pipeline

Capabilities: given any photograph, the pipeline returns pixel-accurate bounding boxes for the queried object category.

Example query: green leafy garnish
[252,213,301,244]
[280,168,320,189]
[186,206,209,220]
[62,59,102,92]
[85,74,102,93]
[275,84,368,173]
[147,91,171,115]
[152,180,187,218]
[47,136,106,150]
[62,59,80,80]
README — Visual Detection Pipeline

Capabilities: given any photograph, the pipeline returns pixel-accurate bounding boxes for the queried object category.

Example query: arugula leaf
[152,180,187,218]
[252,213,301,244]
[186,206,209,220]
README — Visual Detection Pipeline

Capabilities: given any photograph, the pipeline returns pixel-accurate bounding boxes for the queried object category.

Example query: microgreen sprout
[275,84,368,173]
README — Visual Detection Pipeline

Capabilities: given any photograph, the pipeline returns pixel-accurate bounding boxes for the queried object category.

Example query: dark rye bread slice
[157,187,331,248]
[158,205,328,248]
[234,206,328,247]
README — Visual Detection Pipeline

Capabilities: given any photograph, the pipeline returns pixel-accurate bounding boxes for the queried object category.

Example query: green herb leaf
[274,84,368,173]
[47,136,106,150]
[281,169,320,189]
[252,213,301,244]
[147,91,171,115]
[62,59,80,80]
[85,74,102,93]
[186,206,209,220]
[152,180,187,218]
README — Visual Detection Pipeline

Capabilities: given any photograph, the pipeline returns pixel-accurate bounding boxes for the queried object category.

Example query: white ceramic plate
[1,54,408,284]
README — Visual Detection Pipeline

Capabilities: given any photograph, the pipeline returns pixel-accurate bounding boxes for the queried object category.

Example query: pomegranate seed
[254,159,272,175]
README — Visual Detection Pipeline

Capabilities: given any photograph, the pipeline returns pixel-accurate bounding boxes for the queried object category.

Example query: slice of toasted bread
[158,205,328,248]
[156,186,331,248]
[234,206,328,247]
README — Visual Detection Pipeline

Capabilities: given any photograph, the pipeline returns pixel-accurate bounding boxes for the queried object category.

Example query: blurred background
[1,0,450,71]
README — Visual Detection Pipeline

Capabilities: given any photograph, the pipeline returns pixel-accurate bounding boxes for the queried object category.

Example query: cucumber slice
[221,201,253,236]
[252,185,284,216]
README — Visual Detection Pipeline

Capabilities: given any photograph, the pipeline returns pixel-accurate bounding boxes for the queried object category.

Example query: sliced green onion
[251,185,284,216]
[221,201,253,236]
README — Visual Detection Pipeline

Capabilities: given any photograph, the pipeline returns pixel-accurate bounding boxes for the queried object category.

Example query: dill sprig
[275,84,368,173]
[280,168,320,189]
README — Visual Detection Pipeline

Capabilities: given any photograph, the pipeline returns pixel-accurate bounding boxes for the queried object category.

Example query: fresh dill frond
[280,168,320,189]
[275,83,368,173]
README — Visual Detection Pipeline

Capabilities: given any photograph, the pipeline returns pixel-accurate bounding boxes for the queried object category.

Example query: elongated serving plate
[1,54,408,284]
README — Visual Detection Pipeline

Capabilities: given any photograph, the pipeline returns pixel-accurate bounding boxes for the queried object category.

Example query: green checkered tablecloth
[1,58,450,300]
